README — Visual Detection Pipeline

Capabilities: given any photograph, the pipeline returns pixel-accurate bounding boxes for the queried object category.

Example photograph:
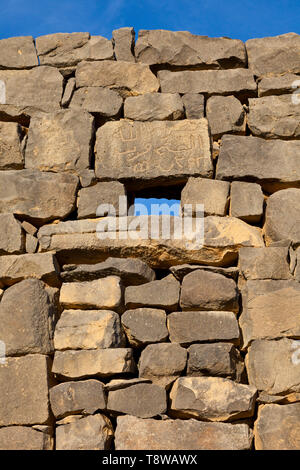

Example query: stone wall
[0,28,300,450]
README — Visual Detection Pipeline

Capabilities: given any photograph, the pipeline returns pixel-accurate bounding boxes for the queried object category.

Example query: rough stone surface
[26,233,38,253]
[61,77,76,107]
[168,311,240,345]
[0,354,50,426]
[180,269,239,312]
[0,279,54,355]
[77,181,126,219]
[125,277,180,311]
[248,94,300,139]
[121,308,168,347]
[246,33,300,76]
[0,122,23,169]
[76,60,159,96]
[170,264,239,282]
[158,69,256,96]
[0,170,78,223]
[0,36,38,69]
[112,27,135,62]
[136,30,246,67]
[254,403,300,450]
[230,181,264,223]
[55,414,113,450]
[239,247,291,280]
[0,213,24,255]
[54,309,124,350]
[95,119,213,184]
[59,276,122,310]
[124,93,184,121]
[258,73,300,97]
[170,377,257,421]
[246,339,300,395]
[25,110,94,174]
[52,348,135,380]
[206,95,246,139]
[182,94,205,119]
[264,189,300,244]
[49,380,106,419]
[107,383,167,418]
[0,426,53,450]
[138,343,187,388]
[70,87,123,117]
[181,177,230,216]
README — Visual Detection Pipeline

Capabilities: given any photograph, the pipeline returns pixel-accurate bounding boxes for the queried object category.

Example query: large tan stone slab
[254,403,300,450]
[158,69,256,96]
[248,94,300,139]
[54,309,125,350]
[95,119,213,185]
[0,122,23,170]
[258,73,300,97]
[115,415,253,450]
[0,36,38,69]
[121,308,168,347]
[77,181,126,219]
[125,277,180,311]
[246,339,300,395]
[124,93,184,121]
[264,189,300,244]
[0,354,50,425]
[170,377,257,421]
[0,213,24,255]
[206,95,246,139]
[230,181,264,223]
[0,426,53,450]
[0,279,54,355]
[136,30,246,67]
[59,277,122,310]
[70,87,123,117]
[168,311,240,345]
[112,27,135,62]
[0,252,60,288]
[216,135,300,192]
[246,33,300,76]
[240,280,300,348]
[239,247,291,280]
[55,414,113,450]
[0,170,78,223]
[181,177,230,216]
[52,348,135,379]
[76,60,159,96]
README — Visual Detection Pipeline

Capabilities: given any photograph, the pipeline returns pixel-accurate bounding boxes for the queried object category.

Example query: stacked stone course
[0,28,300,450]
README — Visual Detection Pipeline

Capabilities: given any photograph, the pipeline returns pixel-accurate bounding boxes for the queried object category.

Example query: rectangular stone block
[112,27,135,62]
[124,93,184,121]
[125,277,180,311]
[230,181,264,223]
[0,426,53,450]
[0,36,38,69]
[258,73,300,97]
[0,213,24,255]
[70,87,123,117]
[239,247,291,280]
[77,181,126,219]
[0,122,23,170]
[181,177,230,216]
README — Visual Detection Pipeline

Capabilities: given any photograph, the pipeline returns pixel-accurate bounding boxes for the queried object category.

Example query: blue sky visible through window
[134,198,180,216]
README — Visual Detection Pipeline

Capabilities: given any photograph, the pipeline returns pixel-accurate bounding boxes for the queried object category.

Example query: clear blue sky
[0,0,299,41]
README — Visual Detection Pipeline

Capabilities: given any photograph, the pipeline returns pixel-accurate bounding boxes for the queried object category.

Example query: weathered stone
[246,33,300,76]
[0,36,38,69]
[246,339,300,395]
[0,426,53,450]
[158,69,256,96]
[248,94,300,139]
[182,94,204,119]
[36,33,113,67]
[0,122,23,170]
[105,378,151,391]
[37,215,264,268]
[112,27,135,62]
[21,220,37,236]
[254,403,300,450]
[76,60,159,96]
[70,87,123,117]
[208,95,246,140]
[52,348,135,379]
[0,213,24,255]
[0,354,50,425]
[61,257,155,285]
[49,380,106,419]
[79,169,96,188]
[77,181,126,219]
[0,289,3,300]
[121,308,168,347]
[107,383,166,417]
[216,135,300,192]
[54,309,124,350]
[295,248,300,282]
[168,311,240,345]
[170,264,239,282]
[258,73,300,97]
[95,119,213,184]
[0,252,60,287]
[264,189,300,244]
[59,277,122,311]
[180,270,239,312]
[230,181,264,223]
[0,170,78,223]
[124,93,184,121]
[0,66,63,115]
[136,30,246,67]
[239,247,291,280]
[25,233,38,253]
[138,343,187,389]
[55,414,113,450]
[170,377,256,421]
[25,109,94,174]
[187,343,244,380]
[125,277,180,311]
[0,279,54,355]
[181,177,230,216]
[61,77,76,107]
[115,415,253,450]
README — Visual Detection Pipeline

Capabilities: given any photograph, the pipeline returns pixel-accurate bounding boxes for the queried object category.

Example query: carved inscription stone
[95,119,213,185]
